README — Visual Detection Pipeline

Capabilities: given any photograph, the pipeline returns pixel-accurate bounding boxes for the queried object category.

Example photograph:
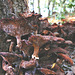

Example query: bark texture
[0,0,29,19]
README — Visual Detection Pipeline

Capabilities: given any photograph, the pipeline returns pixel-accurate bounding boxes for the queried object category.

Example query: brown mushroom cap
[0,52,23,64]
[19,59,37,69]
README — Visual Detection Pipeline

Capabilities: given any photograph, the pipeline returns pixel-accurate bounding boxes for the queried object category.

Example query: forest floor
[48,16,75,24]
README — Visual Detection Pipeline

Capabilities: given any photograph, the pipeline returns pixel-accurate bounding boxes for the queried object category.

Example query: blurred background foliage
[0,0,75,21]
[29,0,75,20]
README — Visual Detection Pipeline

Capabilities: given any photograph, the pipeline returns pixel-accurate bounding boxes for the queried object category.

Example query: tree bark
[48,0,51,16]
[0,0,29,19]
[52,0,55,15]
[38,0,40,14]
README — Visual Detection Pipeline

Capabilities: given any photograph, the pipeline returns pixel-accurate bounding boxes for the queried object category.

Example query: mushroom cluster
[0,12,75,75]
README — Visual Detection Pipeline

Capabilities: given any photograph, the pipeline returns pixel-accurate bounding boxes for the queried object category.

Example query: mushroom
[0,12,41,52]
[57,53,73,65]
[20,40,34,58]
[2,60,18,75]
[29,35,65,59]
[19,59,38,69]
[48,47,69,54]
[0,52,23,65]
[29,35,48,59]
[37,68,56,75]
[40,35,65,42]
[19,59,38,75]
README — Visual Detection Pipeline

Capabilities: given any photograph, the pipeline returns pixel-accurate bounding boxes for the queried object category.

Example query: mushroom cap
[0,18,36,37]
[0,52,23,64]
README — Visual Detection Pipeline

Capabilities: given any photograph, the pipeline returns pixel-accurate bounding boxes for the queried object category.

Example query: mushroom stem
[9,42,14,52]
[16,35,22,48]
[32,45,39,59]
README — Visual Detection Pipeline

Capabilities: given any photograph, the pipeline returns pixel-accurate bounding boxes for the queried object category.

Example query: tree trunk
[33,0,34,12]
[48,0,51,16]
[0,0,29,19]
[38,0,40,14]
[52,0,55,15]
